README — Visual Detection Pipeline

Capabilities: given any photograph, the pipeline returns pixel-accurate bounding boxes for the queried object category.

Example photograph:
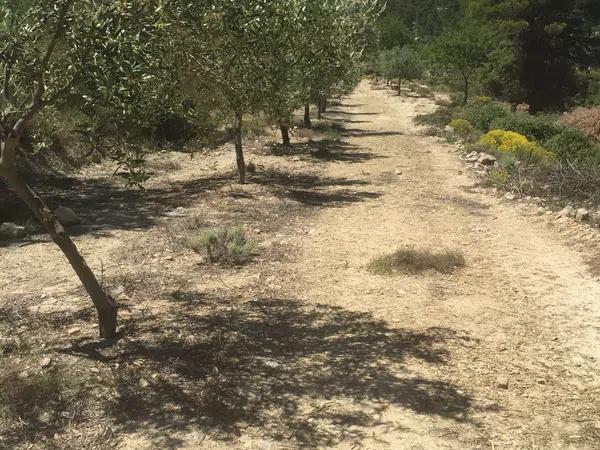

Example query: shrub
[186,226,255,265]
[487,168,511,186]
[474,96,493,104]
[481,130,556,163]
[460,99,510,132]
[448,119,474,138]
[543,128,600,163]
[490,112,562,142]
[415,86,432,97]
[368,247,466,275]
[561,107,600,141]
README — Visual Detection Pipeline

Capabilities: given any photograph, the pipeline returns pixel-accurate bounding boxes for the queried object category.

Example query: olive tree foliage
[301,0,381,126]
[428,21,492,104]
[374,46,424,93]
[169,0,305,182]
[0,0,177,338]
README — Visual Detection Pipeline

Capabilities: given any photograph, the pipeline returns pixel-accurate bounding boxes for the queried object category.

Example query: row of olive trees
[371,46,424,93]
[0,0,380,338]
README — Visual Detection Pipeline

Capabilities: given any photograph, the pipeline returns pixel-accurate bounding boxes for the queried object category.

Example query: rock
[465,151,480,163]
[444,126,453,133]
[40,357,52,368]
[477,153,497,165]
[54,206,81,226]
[67,327,81,336]
[394,169,403,175]
[0,222,27,239]
[38,412,52,424]
[557,205,576,219]
[537,207,546,216]
[504,192,516,201]
[576,208,590,222]
[496,376,509,389]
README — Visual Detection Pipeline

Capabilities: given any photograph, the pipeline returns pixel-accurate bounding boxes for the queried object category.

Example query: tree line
[0,0,380,338]
[371,0,600,110]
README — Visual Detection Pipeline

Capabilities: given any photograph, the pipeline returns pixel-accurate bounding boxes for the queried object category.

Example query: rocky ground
[1,80,600,449]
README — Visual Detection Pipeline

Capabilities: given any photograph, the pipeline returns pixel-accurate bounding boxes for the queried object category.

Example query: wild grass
[368,247,466,275]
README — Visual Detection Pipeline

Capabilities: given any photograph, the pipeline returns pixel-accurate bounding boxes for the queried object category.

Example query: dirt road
[278,81,600,449]
[2,81,600,449]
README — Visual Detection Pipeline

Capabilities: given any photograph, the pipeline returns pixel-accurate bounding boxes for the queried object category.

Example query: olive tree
[0,0,174,338]
[303,0,380,124]
[429,22,492,104]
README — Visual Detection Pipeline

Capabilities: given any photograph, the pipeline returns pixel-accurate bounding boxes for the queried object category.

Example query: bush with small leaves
[186,226,255,266]
[490,112,562,142]
[542,128,599,163]
[460,99,511,132]
[448,119,474,138]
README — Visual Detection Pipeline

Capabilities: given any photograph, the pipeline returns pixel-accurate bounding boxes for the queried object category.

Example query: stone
[576,208,590,222]
[40,357,52,368]
[54,206,81,226]
[67,327,81,336]
[394,169,403,175]
[477,153,497,165]
[537,207,546,216]
[496,376,509,389]
[465,151,479,163]
[557,205,576,219]
[0,222,27,239]
[504,192,516,201]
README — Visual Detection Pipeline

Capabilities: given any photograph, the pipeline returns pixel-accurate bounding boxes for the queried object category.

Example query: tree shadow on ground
[2,160,381,241]
[250,166,381,207]
[267,139,386,164]
[65,295,484,448]
[342,128,409,138]
[326,110,379,116]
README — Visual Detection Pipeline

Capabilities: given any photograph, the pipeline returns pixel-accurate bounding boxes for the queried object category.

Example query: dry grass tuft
[368,247,466,275]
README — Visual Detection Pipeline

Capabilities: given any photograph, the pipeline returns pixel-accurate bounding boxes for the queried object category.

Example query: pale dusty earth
[1,81,600,449]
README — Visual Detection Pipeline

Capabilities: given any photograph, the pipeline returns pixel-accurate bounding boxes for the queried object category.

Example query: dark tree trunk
[463,74,469,105]
[398,78,402,94]
[304,104,311,128]
[322,99,327,113]
[280,125,290,146]
[234,111,246,184]
[0,167,118,338]
[317,99,325,119]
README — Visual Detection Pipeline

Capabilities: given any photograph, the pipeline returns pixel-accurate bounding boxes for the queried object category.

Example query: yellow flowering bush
[480,130,556,163]
[448,119,474,137]
[474,96,493,104]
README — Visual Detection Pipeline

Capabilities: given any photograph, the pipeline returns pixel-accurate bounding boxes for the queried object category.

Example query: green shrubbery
[459,98,510,132]
[186,226,255,265]
[448,119,474,138]
[543,128,600,163]
[490,112,561,142]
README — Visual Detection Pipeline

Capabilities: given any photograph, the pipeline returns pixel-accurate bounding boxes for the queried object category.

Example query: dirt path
[2,81,600,449]
[275,81,600,449]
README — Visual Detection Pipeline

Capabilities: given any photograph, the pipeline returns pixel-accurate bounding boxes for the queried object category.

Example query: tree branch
[0,0,73,168]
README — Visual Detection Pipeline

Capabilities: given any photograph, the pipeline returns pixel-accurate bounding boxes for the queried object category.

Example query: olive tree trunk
[0,163,118,338]
[280,125,291,146]
[233,111,246,184]
[304,104,311,128]
[0,0,117,338]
